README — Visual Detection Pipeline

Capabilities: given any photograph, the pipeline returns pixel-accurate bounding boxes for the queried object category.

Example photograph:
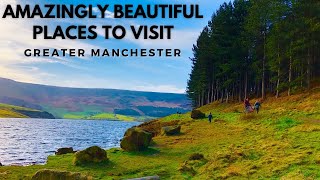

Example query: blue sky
[0,0,228,93]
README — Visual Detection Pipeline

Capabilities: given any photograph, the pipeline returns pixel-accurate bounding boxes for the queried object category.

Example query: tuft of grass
[275,117,301,131]
[239,113,257,121]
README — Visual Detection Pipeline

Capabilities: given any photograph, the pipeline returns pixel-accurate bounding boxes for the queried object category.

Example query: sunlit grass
[0,90,319,179]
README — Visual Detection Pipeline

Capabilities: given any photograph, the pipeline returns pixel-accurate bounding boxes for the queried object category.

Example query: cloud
[133,84,186,93]
[92,7,115,19]
[0,0,103,82]
[126,28,199,51]
[0,1,191,93]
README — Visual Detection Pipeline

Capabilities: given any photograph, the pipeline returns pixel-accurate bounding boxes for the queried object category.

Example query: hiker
[254,100,261,114]
[208,112,213,123]
[244,98,253,113]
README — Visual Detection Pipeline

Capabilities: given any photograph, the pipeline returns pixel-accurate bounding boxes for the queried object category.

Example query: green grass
[0,90,320,179]
[274,117,301,131]
[0,103,40,118]
[62,112,150,122]
[0,103,39,112]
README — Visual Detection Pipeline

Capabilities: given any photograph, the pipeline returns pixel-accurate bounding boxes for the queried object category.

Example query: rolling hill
[0,103,55,119]
[0,78,191,120]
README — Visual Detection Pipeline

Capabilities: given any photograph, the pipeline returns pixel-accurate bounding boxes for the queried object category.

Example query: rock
[73,146,108,165]
[188,153,205,160]
[32,169,91,180]
[128,176,160,180]
[120,127,152,151]
[0,162,3,166]
[55,147,75,155]
[161,125,181,136]
[191,110,205,119]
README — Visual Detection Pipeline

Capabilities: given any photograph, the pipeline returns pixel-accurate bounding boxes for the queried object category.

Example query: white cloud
[133,84,186,94]
[0,0,102,82]
[92,7,115,19]
[0,1,189,93]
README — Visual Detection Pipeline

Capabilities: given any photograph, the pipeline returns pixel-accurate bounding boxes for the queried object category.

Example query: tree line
[187,0,319,108]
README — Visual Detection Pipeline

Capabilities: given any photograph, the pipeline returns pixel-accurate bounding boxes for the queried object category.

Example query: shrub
[191,110,205,119]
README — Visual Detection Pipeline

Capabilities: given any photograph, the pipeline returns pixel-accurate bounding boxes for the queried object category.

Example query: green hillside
[1,88,319,179]
[0,103,55,119]
[0,103,38,118]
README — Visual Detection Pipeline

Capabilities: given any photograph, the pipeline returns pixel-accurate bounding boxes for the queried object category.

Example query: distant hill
[0,103,55,119]
[0,78,191,120]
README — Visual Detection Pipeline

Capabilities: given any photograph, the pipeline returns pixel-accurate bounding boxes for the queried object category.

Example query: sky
[0,0,228,93]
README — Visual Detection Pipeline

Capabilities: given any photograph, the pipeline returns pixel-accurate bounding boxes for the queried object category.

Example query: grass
[0,89,319,179]
[42,105,158,122]
[0,103,40,118]
[62,112,151,122]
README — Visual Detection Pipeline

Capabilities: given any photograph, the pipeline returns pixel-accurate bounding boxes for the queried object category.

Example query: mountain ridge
[0,77,191,119]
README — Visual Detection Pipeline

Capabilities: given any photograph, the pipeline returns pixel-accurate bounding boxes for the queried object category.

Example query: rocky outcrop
[138,120,180,137]
[55,147,75,155]
[191,110,205,119]
[120,127,152,151]
[31,169,91,180]
[73,146,108,166]
[161,125,181,136]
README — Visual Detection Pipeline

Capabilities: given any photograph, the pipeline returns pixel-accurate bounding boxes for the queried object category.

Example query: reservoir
[0,118,140,166]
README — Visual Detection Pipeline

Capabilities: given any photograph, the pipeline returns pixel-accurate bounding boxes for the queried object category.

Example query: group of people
[244,98,261,114]
[207,98,261,123]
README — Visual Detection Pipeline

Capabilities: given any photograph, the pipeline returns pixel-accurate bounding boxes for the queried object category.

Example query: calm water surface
[0,118,140,166]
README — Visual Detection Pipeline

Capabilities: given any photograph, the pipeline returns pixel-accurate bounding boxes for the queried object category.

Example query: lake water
[0,118,140,166]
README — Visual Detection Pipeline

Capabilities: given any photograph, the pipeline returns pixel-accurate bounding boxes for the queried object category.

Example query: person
[254,100,261,114]
[208,112,213,123]
[244,98,253,113]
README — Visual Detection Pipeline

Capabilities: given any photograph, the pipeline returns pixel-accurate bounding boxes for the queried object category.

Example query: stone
[73,146,108,165]
[55,147,75,155]
[161,125,181,136]
[120,127,152,151]
[191,110,205,119]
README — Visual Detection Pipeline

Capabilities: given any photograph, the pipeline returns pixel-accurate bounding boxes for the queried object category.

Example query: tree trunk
[226,89,229,103]
[288,49,292,96]
[207,87,211,105]
[211,83,214,102]
[262,30,266,100]
[307,47,311,89]
[245,71,248,99]
[276,43,280,98]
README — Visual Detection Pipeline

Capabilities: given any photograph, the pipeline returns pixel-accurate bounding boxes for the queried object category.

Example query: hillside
[0,88,319,179]
[0,103,55,119]
[0,78,190,120]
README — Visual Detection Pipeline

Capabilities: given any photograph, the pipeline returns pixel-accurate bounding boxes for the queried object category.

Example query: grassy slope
[0,103,39,118]
[0,88,320,179]
[62,112,153,122]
